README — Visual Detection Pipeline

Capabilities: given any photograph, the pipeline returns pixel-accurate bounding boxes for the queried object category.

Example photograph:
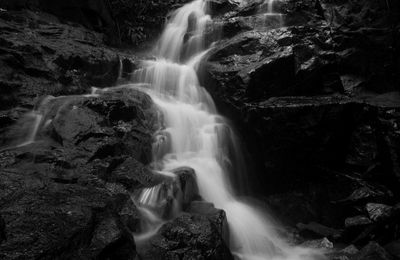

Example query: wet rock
[107,157,161,191]
[337,186,392,205]
[90,216,136,260]
[301,237,333,249]
[206,0,238,17]
[355,241,393,260]
[385,240,400,259]
[328,244,359,260]
[0,215,5,244]
[345,215,372,228]
[172,167,200,209]
[0,169,138,260]
[297,222,343,241]
[0,89,158,259]
[265,191,318,225]
[138,211,232,260]
[199,2,400,232]
[0,9,131,127]
[366,203,393,222]
[0,0,191,47]
[107,0,192,47]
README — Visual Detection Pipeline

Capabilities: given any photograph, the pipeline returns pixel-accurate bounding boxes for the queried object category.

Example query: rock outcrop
[0,88,159,259]
[0,0,192,47]
[198,0,400,258]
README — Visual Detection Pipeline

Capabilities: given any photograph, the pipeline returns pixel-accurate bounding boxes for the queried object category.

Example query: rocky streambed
[0,0,400,259]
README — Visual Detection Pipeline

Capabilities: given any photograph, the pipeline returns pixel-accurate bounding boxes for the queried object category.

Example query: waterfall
[133,0,322,259]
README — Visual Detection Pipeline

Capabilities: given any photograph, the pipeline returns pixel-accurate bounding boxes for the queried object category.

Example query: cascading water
[132,0,323,259]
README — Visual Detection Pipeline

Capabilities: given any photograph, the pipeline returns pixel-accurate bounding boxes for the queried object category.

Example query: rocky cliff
[200,0,400,258]
[0,0,400,259]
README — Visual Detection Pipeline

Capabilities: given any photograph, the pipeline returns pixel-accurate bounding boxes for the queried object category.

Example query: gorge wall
[0,0,400,259]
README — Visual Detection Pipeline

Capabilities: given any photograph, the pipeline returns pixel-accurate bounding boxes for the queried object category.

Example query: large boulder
[138,210,232,260]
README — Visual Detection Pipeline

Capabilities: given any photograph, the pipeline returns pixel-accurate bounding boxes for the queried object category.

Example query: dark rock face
[198,0,400,257]
[0,88,160,259]
[0,0,399,258]
[355,241,393,260]
[0,9,133,139]
[0,0,192,47]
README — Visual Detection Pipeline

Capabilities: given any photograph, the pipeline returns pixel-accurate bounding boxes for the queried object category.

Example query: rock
[345,215,372,228]
[338,187,392,205]
[90,216,136,260]
[0,9,133,130]
[206,0,238,17]
[138,212,232,260]
[0,215,5,244]
[0,0,191,47]
[0,169,138,260]
[109,157,161,191]
[355,242,393,260]
[385,240,400,259]
[107,0,192,47]
[341,245,359,255]
[366,203,393,222]
[328,244,359,260]
[172,167,200,209]
[199,1,400,230]
[188,200,220,215]
[301,237,333,249]
[297,222,343,241]
[265,191,318,225]
[0,89,158,259]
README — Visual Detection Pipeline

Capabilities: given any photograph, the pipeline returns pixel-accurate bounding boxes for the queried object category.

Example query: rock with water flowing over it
[0,89,159,259]
[0,8,137,139]
[138,211,232,260]
[172,167,201,209]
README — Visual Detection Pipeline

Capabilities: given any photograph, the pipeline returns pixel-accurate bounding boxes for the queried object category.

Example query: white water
[133,0,321,259]
[268,0,275,13]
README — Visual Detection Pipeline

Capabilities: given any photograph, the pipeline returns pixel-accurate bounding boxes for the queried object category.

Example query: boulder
[366,203,393,222]
[355,242,393,260]
[138,211,232,260]
[172,167,201,209]
[328,244,359,260]
[344,216,372,229]
[300,237,333,249]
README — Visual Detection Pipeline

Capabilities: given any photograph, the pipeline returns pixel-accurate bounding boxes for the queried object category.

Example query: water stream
[132,0,321,259]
